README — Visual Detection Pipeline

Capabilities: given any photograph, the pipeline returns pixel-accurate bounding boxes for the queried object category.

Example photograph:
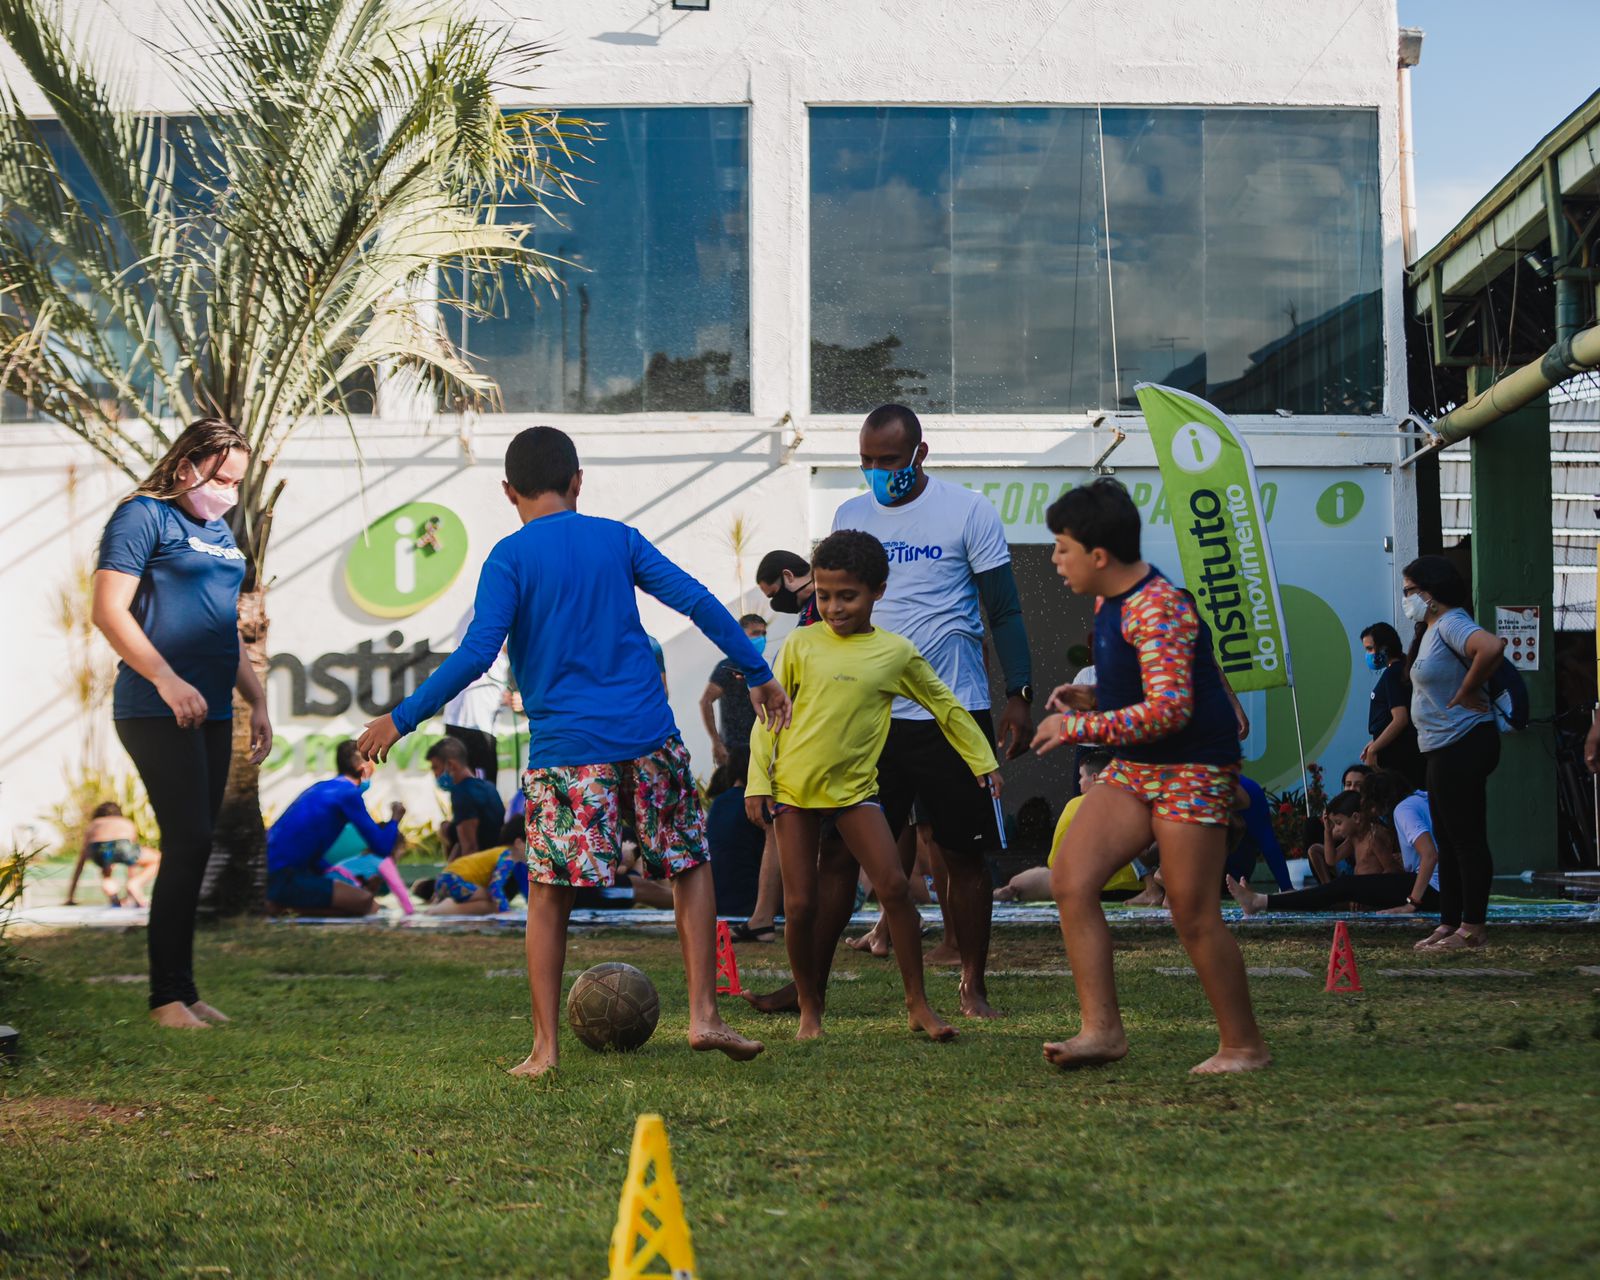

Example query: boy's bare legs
[940,844,999,1017]
[427,888,494,916]
[774,811,827,1038]
[671,862,764,1060]
[743,833,858,1012]
[923,833,964,967]
[1046,785,1153,1068]
[744,827,783,932]
[836,807,955,1041]
[848,825,917,955]
[126,853,159,908]
[995,865,1052,902]
[510,883,575,1078]
[1158,820,1270,1075]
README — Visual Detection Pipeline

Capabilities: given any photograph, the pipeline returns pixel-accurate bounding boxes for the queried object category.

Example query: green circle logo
[344,502,468,618]
[1315,482,1364,527]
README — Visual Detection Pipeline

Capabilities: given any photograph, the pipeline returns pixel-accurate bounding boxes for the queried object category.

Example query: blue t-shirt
[707,785,765,917]
[267,777,401,874]
[447,775,504,847]
[97,496,246,721]
[391,512,775,768]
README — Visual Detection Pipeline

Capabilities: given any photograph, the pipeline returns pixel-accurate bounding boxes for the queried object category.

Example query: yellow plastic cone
[608,1114,698,1280]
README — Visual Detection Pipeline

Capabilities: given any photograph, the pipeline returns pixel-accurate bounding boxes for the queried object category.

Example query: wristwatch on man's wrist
[1008,684,1034,705]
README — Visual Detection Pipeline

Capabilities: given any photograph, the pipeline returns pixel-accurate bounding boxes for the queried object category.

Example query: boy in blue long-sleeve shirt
[360,426,790,1078]
[267,740,405,916]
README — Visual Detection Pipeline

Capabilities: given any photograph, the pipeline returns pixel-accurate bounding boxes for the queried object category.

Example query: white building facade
[1,0,1417,839]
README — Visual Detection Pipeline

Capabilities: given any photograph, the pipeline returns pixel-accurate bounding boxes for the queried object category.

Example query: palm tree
[0,0,589,911]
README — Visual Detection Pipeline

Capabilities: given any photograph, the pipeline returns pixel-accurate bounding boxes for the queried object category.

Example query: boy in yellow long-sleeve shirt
[747,530,1001,1041]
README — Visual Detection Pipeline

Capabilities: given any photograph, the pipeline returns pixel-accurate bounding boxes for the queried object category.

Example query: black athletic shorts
[877,709,998,856]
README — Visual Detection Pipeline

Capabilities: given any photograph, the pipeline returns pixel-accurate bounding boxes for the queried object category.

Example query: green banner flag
[1135,382,1292,693]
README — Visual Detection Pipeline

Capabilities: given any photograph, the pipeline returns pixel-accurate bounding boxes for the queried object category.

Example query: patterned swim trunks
[521,735,709,888]
[1100,759,1240,827]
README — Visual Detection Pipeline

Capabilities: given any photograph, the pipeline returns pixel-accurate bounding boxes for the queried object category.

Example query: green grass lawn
[2,922,1599,1278]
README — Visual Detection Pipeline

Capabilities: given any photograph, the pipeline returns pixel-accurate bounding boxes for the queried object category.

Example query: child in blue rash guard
[359,426,791,1080]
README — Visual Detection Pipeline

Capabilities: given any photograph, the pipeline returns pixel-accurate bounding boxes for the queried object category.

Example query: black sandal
[728,921,776,943]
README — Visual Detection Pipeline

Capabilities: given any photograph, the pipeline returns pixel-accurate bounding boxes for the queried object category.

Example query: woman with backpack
[1401,556,1507,952]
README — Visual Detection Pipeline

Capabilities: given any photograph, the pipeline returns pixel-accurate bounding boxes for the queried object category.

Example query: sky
[1401,0,1600,252]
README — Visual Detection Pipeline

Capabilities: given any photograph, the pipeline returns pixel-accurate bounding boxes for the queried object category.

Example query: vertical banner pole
[1288,684,1312,817]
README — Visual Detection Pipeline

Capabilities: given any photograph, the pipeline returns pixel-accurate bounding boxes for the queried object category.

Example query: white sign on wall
[1495,605,1540,672]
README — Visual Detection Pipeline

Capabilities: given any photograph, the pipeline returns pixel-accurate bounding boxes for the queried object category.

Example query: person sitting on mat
[426,816,528,915]
[426,735,504,860]
[1228,770,1439,915]
[267,740,405,916]
[64,802,160,908]
[994,751,1138,903]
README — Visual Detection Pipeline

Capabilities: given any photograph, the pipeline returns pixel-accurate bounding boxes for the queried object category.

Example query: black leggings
[1266,873,1439,913]
[115,717,233,1009]
[1424,721,1501,928]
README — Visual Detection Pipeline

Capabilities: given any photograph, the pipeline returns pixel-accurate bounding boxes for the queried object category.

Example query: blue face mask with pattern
[435,772,456,793]
[863,461,918,506]
[1365,651,1386,672]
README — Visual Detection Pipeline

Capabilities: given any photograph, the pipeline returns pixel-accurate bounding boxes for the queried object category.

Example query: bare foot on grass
[690,1024,765,1061]
[909,1006,958,1042]
[508,1053,557,1080]
[1190,1045,1272,1075]
[958,979,1003,1019]
[924,939,961,966]
[1042,1031,1128,1069]
[795,1014,825,1042]
[187,1001,231,1024]
[1225,875,1266,916]
[149,1002,210,1030]
[740,984,799,1014]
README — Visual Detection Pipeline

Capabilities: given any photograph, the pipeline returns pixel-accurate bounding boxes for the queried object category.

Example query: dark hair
[738,614,766,630]
[862,402,923,448]
[426,736,469,767]
[1402,554,1473,672]
[812,529,890,590]
[1081,749,1113,776]
[1358,768,1412,830]
[128,417,249,504]
[335,740,363,778]
[756,549,810,585]
[1360,622,1404,665]
[1341,762,1374,784]
[726,746,751,788]
[1045,478,1141,564]
[505,425,580,498]
[91,801,123,819]
[705,764,732,799]
[1326,790,1361,817]
[502,813,526,845]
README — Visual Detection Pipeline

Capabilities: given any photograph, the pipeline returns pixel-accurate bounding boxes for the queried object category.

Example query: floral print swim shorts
[521,735,708,888]
[1100,758,1240,827]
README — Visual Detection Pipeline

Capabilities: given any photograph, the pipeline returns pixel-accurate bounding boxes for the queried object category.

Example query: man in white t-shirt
[747,404,1034,1020]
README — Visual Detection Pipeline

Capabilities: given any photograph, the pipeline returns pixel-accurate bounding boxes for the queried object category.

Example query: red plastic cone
[1325,921,1362,993]
[715,920,743,996]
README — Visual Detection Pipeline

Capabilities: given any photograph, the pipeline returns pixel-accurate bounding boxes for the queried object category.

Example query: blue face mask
[357,779,372,795]
[1365,651,1385,672]
[749,634,767,656]
[435,772,455,793]
[863,462,918,506]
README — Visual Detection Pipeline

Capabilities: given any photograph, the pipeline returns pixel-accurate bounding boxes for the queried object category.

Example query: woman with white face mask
[1400,555,1507,952]
[92,418,273,1029]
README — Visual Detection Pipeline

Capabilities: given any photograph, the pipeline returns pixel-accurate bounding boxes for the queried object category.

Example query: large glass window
[462,107,750,414]
[809,107,1381,416]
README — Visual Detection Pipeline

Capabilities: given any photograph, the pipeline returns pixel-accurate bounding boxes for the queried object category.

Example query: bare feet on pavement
[150,1001,210,1030]
[1190,1045,1272,1075]
[1042,1031,1129,1069]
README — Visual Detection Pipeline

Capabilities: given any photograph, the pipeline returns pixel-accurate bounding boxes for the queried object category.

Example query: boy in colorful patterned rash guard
[1030,479,1270,1076]
[360,427,789,1079]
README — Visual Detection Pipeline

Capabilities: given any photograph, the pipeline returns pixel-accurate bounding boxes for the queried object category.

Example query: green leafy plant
[1268,761,1328,860]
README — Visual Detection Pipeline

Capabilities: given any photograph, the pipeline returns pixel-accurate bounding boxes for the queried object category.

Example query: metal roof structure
[1408,88,1600,416]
